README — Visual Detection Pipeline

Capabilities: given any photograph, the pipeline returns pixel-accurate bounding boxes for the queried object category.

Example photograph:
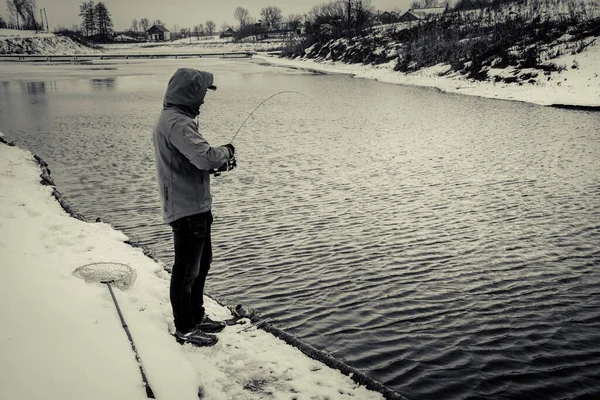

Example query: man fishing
[153,68,236,346]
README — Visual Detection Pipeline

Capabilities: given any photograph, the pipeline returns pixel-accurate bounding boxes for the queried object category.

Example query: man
[153,68,235,346]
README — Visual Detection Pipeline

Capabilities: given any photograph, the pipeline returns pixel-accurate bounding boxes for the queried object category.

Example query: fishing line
[229,91,312,144]
[210,90,311,176]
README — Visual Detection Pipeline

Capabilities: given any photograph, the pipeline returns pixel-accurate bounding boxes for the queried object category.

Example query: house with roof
[147,24,170,41]
[220,27,236,38]
[377,11,400,24]
[398,6,448,22]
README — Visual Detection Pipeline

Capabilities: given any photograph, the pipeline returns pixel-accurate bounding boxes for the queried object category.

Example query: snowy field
[0,139,387,399]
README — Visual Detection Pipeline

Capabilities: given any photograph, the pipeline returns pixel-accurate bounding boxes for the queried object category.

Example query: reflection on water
[90,77,116,90]
[24,81,48,94]
[1,60,600,400]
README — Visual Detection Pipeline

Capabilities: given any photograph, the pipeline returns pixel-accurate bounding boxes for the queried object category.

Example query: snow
[253,43,600,107]
[0,141,386,399]
[1,28,598,107]
[0,31,99,55]
[0,29,55,38]
[101,39,284,55]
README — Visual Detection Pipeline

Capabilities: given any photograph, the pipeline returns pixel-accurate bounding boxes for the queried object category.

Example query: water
[1,59,600,399]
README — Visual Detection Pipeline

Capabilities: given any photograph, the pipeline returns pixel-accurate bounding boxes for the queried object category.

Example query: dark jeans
[169,211,213,333]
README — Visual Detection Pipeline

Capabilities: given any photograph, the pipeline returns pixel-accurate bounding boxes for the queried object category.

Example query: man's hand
[212,156,236,175]
[224,143,235,158]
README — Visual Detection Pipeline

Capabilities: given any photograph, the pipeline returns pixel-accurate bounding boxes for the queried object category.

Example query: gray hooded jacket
[153,68,230,224]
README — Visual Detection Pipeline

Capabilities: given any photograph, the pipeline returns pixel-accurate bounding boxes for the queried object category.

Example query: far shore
[1,29,599,109]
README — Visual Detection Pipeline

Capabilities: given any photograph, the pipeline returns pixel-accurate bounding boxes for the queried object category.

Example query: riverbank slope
[0,136,390,400]
[279,0,599,108]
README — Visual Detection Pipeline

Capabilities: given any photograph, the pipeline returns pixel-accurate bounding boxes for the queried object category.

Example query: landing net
[73,262,137,290]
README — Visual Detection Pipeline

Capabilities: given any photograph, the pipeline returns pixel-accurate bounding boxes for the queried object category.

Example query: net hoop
[73,262,137,290]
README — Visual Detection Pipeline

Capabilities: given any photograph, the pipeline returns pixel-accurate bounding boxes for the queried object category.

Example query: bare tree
[348,0,374,31]
[287,13,303,31]
[131,18,138,32]
[233,6,250,29]
[306,1,346,37]
[140,17,149,32]
[7,0,38,29]
[193,24,203,38]
[261,6,283,30]
[411,0,439,8]
[205,20,216,36]
[306,0,373,38]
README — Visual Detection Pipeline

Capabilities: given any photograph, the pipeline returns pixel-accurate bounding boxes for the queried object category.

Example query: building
[398,6,447,22]
[221,27,235,38]
[378,11,400,24]
[147,24,170,41]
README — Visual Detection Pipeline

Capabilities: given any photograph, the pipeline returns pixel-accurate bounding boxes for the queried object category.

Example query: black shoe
[174,329,218,347]
[194,315,226,333]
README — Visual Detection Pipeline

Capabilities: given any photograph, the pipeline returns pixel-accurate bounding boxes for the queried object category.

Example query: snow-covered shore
[1,29,598,108]
[253,46,600,108]
[0,139,391,399]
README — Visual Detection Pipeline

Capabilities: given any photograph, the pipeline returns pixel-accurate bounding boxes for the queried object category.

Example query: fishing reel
[210,155,237,177]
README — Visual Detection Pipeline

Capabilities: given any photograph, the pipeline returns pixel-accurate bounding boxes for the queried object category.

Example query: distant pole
[43,8,49,32]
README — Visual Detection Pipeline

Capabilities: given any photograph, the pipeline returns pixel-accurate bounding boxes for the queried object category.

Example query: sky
[27,0,413,31]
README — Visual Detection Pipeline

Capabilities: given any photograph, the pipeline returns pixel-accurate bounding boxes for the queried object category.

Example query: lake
[1,58,599,399]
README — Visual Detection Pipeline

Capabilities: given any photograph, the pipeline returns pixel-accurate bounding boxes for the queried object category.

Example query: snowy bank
[0,30,99,55]
[0,138,395,400]
[254,44,600,109]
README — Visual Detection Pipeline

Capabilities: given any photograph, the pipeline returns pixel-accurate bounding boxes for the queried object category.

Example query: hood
[163,68,215,118]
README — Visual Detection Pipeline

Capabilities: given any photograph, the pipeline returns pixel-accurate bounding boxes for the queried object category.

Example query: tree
[139,17,149,32]
[233,6,250,29]
[0,15,7,29]
[94,2,113,36]
[220,22,232,35]
[205,19,216,36]
[193,23,204,38]
[131,18,139,32]
[153,19,164,25]
[260,6,283,30]
[411,0,439,8]
[305,0,373,39]
[287,14,303,32]
[347,0,373,33]
[79,1,95,36]
[7,0,38,30]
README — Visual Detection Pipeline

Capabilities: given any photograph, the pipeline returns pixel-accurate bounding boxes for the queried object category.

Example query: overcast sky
[26,0,413,31]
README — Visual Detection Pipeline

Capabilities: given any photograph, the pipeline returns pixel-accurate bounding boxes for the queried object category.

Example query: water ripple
[2,63,600,400]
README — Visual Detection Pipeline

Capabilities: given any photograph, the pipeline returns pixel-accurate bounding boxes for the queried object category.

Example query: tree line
[232,5,303,35]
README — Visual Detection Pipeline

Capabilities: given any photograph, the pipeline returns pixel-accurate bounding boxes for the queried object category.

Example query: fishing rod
[211,91,312,176]
[229,90,312,144]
